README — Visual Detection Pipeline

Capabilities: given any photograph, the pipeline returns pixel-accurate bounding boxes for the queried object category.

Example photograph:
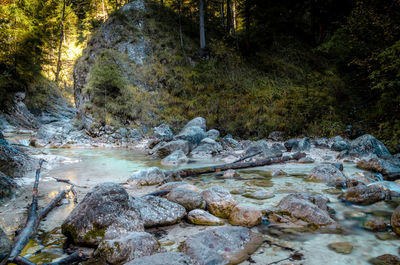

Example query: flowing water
[1,147,399,264]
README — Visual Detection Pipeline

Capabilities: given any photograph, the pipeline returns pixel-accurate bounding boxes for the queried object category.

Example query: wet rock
[0,136,35,178]
[201,186,238,218]
[95,232,159,264]
[312,138,330,149]
[284,138,311,152]
[347,134,392,159]
[180,226,263,265]
[151,140,190,159]
[153,124,174,141]
[125,252,194,265]
[157,182,199,192]
[130,195,186,228]
[207,129,220,140]
[369,254,400,265]
[4,92,39,129]
[229,205,264,227]
[245,140,273,157]
[271,143,287,153]
[391,205,400,235]
[0,227,11,262]
[128,167,166,186]
[357,158,400,180]
[327,242,353,254]
[343,184,388,205]
[190,137,222,159]
[175,126,207,147]
[330,136,349,152]
[161,150,188,167]
[127,129,142,141]
[362,218,387,232]
[187,209,224,226]
[268,131,284,141]
[62,183,144,246]
[0,171,17,201]
[243,190,274,200]
[183,117,207,131]
[223,169,239,179]
[332,163,344,171]
[298,157,315,164]
[307,164,346,185]
[221,137,241,150]
[166,188,205,211]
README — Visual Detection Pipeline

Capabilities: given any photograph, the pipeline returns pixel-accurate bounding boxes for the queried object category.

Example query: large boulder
[357,158,400,180]
[343,184,388,205]
[206,129,220,140]
[0,171,17,201]
[0,227,11,262]
[228,205,264,227]
[129,195,186,228]
[153,124,174,141]
[312,138,330,149]
[61,183,144,246]
[127,167,166,186]
[161,150,188,167]
[166,188,206,211]
[330,136,349,152]
[244,140,281,157]
[0,136,35,178]
[151,140,190,159]
[187,209,224,226]
[190,138,222,159]
[175,126,207,147]
[391,205,400,235]
[201,186,238,218]
[347,134,392,159]
[307,164,347,185]
[183,117,207,131]
[180,227,263,265]
[284,138,311,152]
[221,137,241,150]
[125,252,194,265]
[94,232,159,264]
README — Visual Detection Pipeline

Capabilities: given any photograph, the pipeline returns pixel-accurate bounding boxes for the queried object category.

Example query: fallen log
[233,151,281,163]
[39,186,73,220]
[165,152,306,178]
[13,251,88,265]
[52,177,88,189]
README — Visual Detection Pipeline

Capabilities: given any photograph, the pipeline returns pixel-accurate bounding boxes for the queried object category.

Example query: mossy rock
[327,242,353,254]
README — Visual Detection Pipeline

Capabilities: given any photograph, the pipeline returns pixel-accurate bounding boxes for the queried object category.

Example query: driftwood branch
[13,251,88,265]
[233,150,263,163]
[165,152,306,178]
[52,177,88,189]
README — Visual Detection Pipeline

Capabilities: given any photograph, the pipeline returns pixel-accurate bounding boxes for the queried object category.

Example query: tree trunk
[199,0,206,53]
[221,0,225,32]
[55,0,66,87]
[226,0,231,34]
[244,0,251,52]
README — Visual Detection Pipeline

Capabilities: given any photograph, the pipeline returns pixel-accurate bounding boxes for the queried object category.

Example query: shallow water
[1,147,399,264]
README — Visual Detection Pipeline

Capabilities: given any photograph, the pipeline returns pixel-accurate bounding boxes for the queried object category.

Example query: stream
[1,146,399,264]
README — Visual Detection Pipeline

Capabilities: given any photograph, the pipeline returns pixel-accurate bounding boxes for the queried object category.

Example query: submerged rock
[183,117,207,131]
[223,169,240,179]
[157,182,199,192]
[62,183,144,246]
[327,242,353,254]
[187,209,224,226]
[0,227,11,262]
[228,205,264,227]
[307,164,346,185]
[166,188,205,211]
[180,226,263,265]
[343,184,388,205]
[95,232,159,264]
[391,205,400,235]
[153,124,174,141]
[128,167,166,186]
[362,218,387,232]
[161,150,188,167]
[357,158,400,180]
[369,254,400,265]
[125,252,194,265]
[129,195,186,228]
[201,186,238,218]
[243,190,274,200]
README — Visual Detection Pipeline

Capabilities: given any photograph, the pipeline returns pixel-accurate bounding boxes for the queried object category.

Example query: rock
[243,190,274,200]
[332,163,344,171]
[357,158,400,180]
[269,193,337,228]
[229,205,264,227]
[244,140,271,157]
[166,188,205,211]
[343,184,388,205]
[0,227,11,262]
[0,171,17,201]
[128,167,166,186]
[270,143,287,153]
[327,242,353,254]
[153,124,174,141]
[201,186,238,218]
[161,150,188,167]
[183,117,207,131]
[157,182,199,192]
[369,254,400,265]
[348,134,392,159]
[62,183,144,246]
[95,232,159,264]
[312,138,330,149]
[129,195,186,228]
[391,205,400,235]
[128,129,142,141]
[223,169,239,179]
[330,136,349,151]
[187,209,224,226]
[125,252,194,265]
[206,129,220,140]
[284,138,311,152]
[268,131,284,141]
[298,157,315,164]
[175,126,207,147]
[307,164,346,185]
[362,218,387,232]
[190,137,222,158]
[221,137,241,150]
[180,226,263,265]
[152,140,190,159]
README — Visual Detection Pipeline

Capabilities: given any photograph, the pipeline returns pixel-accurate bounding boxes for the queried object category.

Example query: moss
[61,224,78,243]
[83,224,106,243]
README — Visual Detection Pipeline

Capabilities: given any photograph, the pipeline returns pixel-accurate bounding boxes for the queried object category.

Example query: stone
[362,218,387,232]
[201,186,238,218]
[229,205,264,227]
[187,209,224,226]
[129,195,186,228]
[175,126,207,147]
[369,254,400,265]
[357,158,400,180]
[0,171,16,201]
[62,183,144,246]
[307,164,346,185]
[95,232,159,264]
[183,117,207,131]
[128,167,166,186]
[166,188,206,211]
[284,138,311,152]
[268,131,284,141]
[0,227,11,262]
[153,124,174,141]
[152,140,190,159]
[190,137,222,159]
[245,140,274,157]
[312,138,330,149]
[348,134,392,159]
[343,184,388,205]
[327,242,353,254]
[330,136,349,151]
[243,190,274,200]
[180,226,263,265]
[221,137,241,150]
[332,163,344,171]
[298,157,315,164]
[391,205,400,235]
[206,129,220,140]
[128,129,142,141]
[223,169,239,178]
[125,252,194,265]
[271,143,287,153]
[157,182,199,192]
[161,150,188,167]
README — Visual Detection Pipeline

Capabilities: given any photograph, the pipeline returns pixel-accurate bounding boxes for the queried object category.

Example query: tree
[199,0,206,55]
